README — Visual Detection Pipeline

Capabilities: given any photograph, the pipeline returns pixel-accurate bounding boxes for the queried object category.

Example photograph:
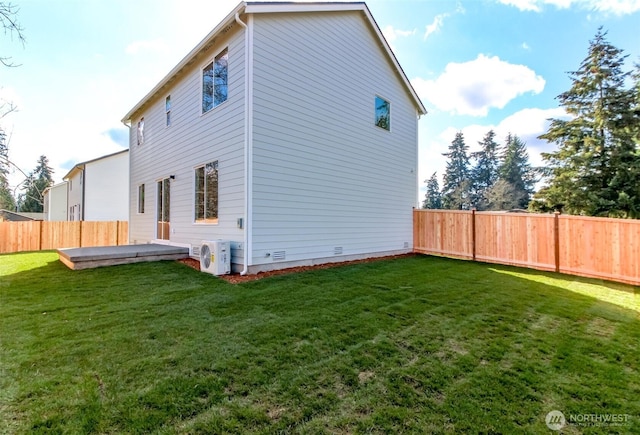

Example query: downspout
[236,11,252,275]
[81,167,85,220]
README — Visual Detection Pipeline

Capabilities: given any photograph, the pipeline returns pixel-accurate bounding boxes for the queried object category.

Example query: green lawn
[1,252,638,434]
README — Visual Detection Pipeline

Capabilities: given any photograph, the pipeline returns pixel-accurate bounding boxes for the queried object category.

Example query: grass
[1,251,639,434]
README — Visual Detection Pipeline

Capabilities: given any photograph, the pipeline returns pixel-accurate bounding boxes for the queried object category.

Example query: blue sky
[1,0,639,200]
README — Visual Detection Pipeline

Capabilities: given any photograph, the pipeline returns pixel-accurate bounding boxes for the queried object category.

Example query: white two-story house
[122,1,426,274]
[63,149,129,221]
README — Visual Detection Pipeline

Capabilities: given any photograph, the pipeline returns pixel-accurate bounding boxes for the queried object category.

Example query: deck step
[58,244,190,270]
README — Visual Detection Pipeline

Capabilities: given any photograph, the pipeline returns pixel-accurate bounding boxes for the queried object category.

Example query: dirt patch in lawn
[177,253,416,284]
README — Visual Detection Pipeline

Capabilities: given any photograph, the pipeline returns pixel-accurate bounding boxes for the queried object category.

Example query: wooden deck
[58,244,190,270]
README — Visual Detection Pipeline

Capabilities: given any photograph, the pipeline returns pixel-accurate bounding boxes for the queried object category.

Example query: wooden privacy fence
[0,221,128,254]
[414,209,640,286]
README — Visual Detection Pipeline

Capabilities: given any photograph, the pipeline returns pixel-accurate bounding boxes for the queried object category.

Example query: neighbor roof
[62,149,129,181]
[122,1,426,124]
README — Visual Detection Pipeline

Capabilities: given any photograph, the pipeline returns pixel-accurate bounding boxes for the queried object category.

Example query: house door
[157,178,170,240]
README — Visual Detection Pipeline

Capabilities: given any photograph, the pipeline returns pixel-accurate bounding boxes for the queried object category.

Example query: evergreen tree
[17,155,53,212]
[0,131,15,210]
[470,130,500,210]
[534,28,640,217]
[495,133,535,210]
[422,172,442,209]
[441,132,471,210]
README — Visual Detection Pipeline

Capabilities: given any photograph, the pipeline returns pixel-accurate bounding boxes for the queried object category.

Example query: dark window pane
[138,184,145,213]
[195,166,205,220]
[375,96,390,131]
[205,161,218,220]
[162,178,170,222]
[202,62,214,113]
[214,49,228,106]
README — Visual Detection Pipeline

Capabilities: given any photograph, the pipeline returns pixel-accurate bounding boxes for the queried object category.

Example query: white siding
[84,151,129,221]
[45,182,68,221]
[67,171,83,221]
[128,25,246,268]
[250,11,418,266]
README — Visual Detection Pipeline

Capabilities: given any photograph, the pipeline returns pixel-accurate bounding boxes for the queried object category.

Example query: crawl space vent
[403,242,409,249]
[272,251,286,261]
[334,247,343,255]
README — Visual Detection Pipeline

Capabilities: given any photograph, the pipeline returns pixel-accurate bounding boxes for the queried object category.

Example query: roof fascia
[245,2,364,13]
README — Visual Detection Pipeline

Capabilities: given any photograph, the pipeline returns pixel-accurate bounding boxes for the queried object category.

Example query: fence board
[558,215,640,284]
[414,210,473,259]
[475,213,556,271]
[0,221,128,254]
[40,221,82,250]
[414,210,640,286]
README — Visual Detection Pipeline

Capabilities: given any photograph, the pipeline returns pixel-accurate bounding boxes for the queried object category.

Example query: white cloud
[382,25,416,42]
[412,54,545,116]
[125,38,168,55]
[521,42,531,50]
[498,0,640,14]
[424,13,449,40]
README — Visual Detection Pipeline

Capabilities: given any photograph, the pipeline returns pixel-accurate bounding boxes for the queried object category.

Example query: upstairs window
[202,48,228,113]
[375,96,390,131]
[137,117,145,145]
[194,161,219,223]
[165,95,171,126]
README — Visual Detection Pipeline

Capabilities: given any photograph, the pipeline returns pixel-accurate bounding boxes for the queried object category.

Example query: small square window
[375,96,390,131]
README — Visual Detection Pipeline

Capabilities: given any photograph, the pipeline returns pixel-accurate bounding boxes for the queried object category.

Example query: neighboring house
[122,1,427,274]
[63,150,129,221]
[43,182,68,221]
[0,209,43,222]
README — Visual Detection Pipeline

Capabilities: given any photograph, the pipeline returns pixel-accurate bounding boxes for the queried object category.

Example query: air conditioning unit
[199,240,230,275]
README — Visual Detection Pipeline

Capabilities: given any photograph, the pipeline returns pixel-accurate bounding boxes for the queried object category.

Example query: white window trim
[165,95,171,128]
[137,117,145,145]
[374,94,391,132]
[193,161,220,225]
[200,47,229,116]
[137,184,145,214]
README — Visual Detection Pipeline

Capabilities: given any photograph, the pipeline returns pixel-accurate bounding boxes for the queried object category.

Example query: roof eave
[121,1,247,124]
[121,1,426,122]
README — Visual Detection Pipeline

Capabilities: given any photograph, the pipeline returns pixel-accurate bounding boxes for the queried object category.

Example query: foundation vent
[334,247,343,255]
[272,251,286,261]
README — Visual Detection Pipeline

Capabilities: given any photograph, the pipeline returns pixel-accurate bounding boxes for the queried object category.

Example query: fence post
[38,221,43,251]
[79,221,83,247]
[116,221,120,246]
[554,212,560,273]
[471,208,476,261]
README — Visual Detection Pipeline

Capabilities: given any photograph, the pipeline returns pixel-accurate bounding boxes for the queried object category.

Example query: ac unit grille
[200,244,212,269]
[192,245,201,257]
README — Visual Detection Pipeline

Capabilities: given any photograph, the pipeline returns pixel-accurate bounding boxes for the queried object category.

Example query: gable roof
[122,1,426,124]
[0,209,43,221]
[62,149,129,181]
